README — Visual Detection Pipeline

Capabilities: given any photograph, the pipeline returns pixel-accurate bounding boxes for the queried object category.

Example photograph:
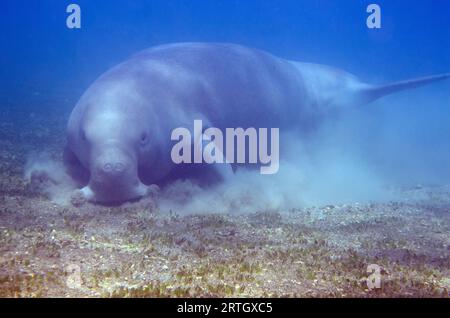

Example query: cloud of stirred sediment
[159,84,450,215]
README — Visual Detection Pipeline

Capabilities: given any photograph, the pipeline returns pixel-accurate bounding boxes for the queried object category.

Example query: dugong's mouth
[80,181,150,204]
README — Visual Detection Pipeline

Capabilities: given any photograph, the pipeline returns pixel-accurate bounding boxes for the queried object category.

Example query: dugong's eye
[140,132,149,144]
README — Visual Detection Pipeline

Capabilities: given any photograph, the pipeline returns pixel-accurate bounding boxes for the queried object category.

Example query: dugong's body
[65,42,449,203]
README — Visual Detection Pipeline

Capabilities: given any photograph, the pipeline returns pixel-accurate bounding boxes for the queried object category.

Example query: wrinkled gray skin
[65,42,449,203]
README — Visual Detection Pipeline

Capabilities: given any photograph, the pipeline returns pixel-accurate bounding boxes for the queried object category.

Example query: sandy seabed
[0,109,449,297]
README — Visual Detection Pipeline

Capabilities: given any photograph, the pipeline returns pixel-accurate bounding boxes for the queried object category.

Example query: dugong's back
[124,43,309,128]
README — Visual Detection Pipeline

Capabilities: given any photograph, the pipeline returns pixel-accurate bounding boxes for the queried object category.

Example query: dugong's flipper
[63,146,90,187]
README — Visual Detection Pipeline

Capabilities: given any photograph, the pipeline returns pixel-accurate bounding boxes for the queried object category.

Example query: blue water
[1,0,449,187]
[1,1,449,97]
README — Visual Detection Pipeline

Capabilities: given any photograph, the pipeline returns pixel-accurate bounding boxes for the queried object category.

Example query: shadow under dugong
[63,42,450,204]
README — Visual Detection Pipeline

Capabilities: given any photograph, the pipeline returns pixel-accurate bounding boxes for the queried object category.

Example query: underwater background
[0,0,449,297]
[2,0,450,188]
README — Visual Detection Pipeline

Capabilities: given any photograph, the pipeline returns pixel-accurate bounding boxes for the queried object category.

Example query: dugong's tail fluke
[363,73,450,104]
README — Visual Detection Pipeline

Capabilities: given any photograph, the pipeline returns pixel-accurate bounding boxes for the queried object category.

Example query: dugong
[64,42,449,203]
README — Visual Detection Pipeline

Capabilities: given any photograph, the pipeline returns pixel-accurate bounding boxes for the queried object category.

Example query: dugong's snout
[92,145,134,179]
[96,159,130,180]
[80,147,149,203]
[102,161,126,174]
